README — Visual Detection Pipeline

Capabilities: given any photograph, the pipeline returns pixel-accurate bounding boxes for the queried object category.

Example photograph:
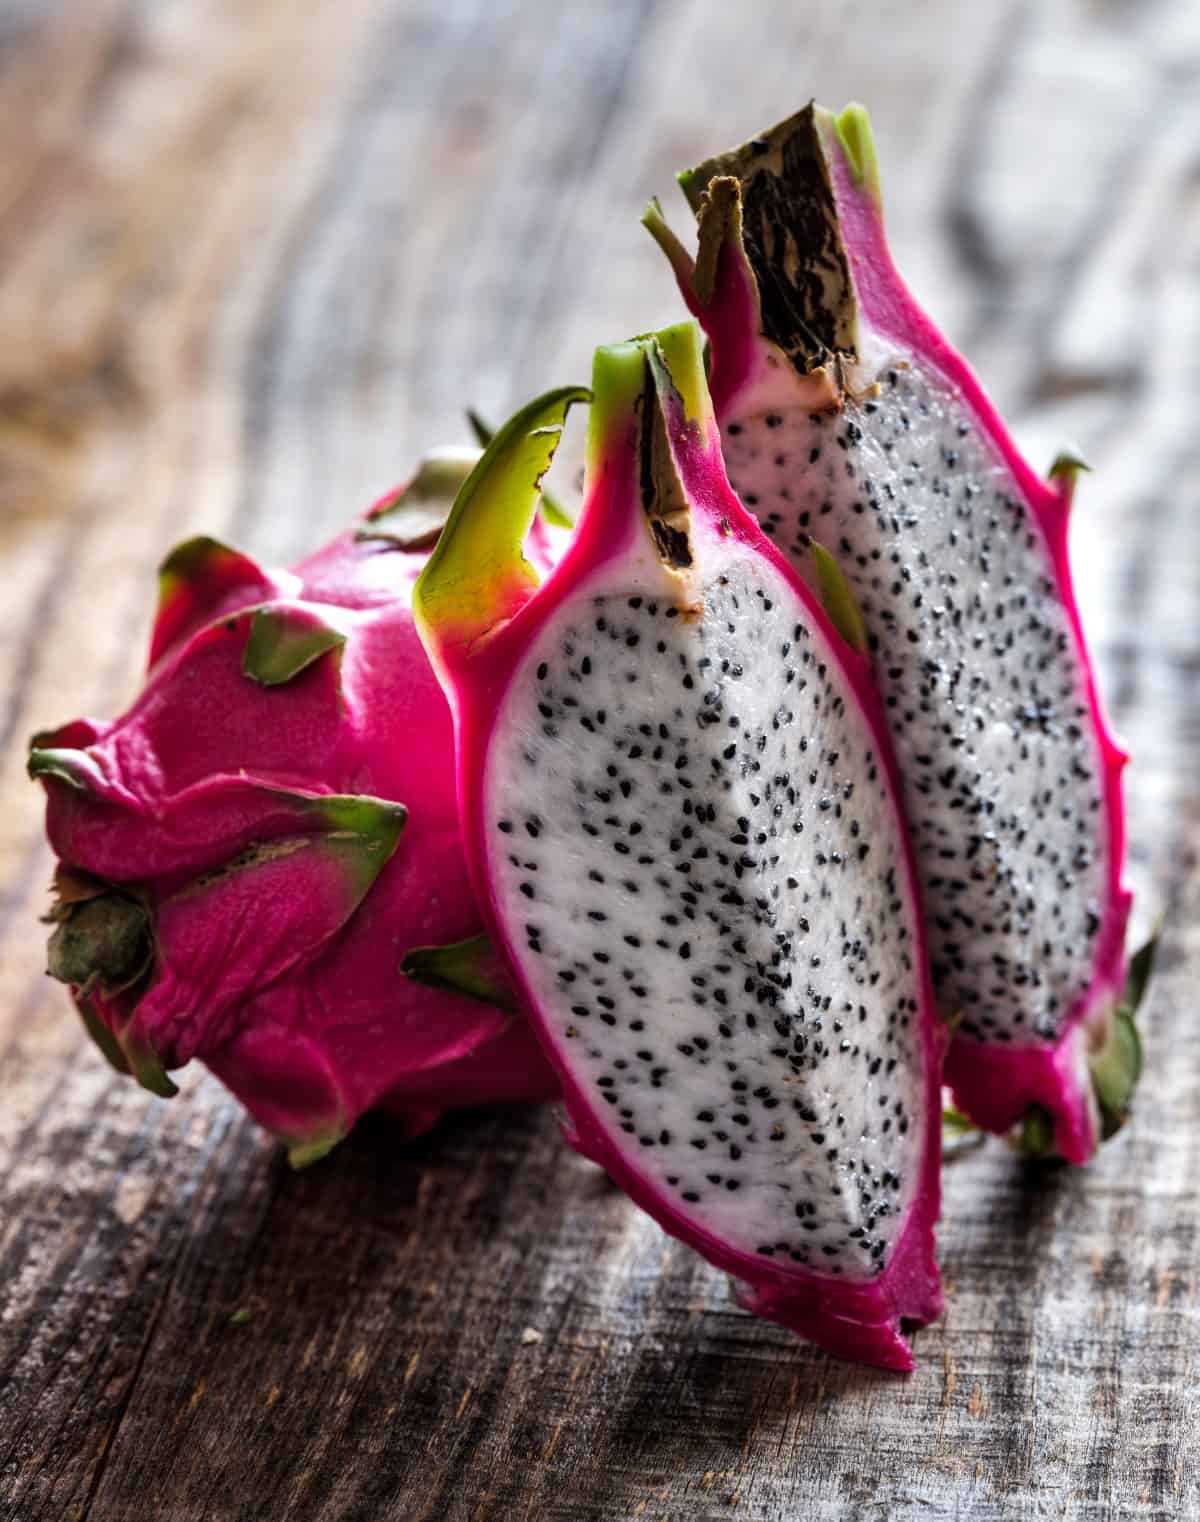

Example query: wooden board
[1,1,1198,1517]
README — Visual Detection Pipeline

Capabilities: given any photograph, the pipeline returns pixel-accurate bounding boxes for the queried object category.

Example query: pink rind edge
[437,360,943,1370]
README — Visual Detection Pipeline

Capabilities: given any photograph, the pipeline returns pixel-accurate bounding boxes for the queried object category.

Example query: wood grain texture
[1,1,1198,1517]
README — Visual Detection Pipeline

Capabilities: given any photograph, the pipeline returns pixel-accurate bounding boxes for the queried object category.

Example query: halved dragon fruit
[415,322,942,1369]
[30,450,559,1164]
[646,104,1142,1162]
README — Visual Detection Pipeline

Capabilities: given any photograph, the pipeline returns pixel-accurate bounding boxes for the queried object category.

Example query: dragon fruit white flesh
[30,450,560,1163]
[646,104,1144,1163]
[415,322,943,1370]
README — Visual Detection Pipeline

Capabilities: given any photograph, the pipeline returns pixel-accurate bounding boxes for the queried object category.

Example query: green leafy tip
[942,1105,978,1137]
[119,1024,180,1100]
[301,791,407,842]
[27,746,105,793]
[831,103,881,199]
[1048,448,1092,505]
[401,932,518,1011]
[942,1104,986,1158]
[286,1125,345,1170]
[304,794,407,900]
[466,410,574,529]
[357,448,483,549]
[242,607,346,687]
[641,196,698,300]
[1015,1104,1057,1160]
[1090,1010,1143,1140]
[159,534,241,581]
[1048,448,1092,481]
[464,409,489,446]
[228,1307,254,1326]
[1089,926,1159,1139]
[807,540,869,653]
[593,320,709,440]
[1124,925,1161,1013]
[414,386,588,658]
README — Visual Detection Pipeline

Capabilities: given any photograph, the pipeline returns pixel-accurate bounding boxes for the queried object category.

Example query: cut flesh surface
[721,365,1108,1049]
[487,545,926,1273]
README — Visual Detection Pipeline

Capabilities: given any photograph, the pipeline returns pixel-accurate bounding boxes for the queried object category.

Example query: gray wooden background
[1,2,1197,1518]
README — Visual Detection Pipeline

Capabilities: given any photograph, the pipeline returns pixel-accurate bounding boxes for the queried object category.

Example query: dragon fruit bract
[415,323,942,1370]
[30,451,558,1164]
[647,104,1138,1162]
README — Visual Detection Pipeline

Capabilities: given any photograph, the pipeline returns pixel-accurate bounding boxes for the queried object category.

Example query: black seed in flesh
[721,363,1107,1045]
[485,552,927,1280]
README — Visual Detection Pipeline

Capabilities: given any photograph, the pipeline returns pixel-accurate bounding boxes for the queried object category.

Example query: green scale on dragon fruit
[29,448,562,1166]
[645,103,1150,1164]
[414,321,943,1371]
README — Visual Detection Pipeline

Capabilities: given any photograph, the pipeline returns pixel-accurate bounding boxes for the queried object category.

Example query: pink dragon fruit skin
[30,451,559,1165]
[646,104,1139,1164]
[415,323,943,1371]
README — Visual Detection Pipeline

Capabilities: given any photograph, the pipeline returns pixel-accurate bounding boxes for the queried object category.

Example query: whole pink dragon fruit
[646,104,1149,1163]
[414,322,943,1370]
[30,450,559,1164]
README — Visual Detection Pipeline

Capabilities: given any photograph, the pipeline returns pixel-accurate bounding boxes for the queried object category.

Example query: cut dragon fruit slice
[415,322,942,1369]
[647,103,1136,1162]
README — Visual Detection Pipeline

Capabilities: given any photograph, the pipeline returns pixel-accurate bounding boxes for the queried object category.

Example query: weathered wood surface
[1,1,1197,1517]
